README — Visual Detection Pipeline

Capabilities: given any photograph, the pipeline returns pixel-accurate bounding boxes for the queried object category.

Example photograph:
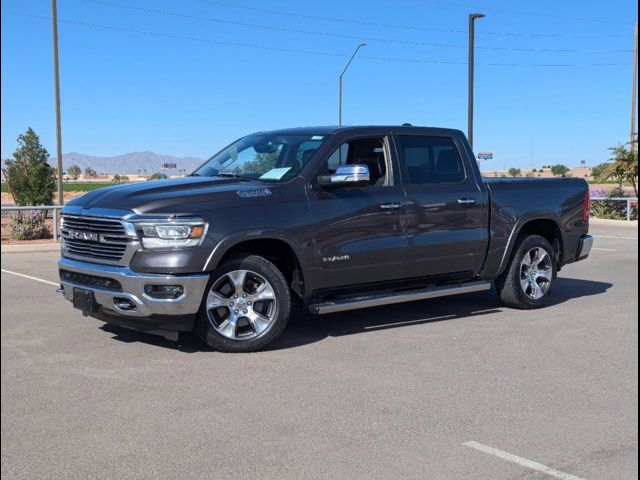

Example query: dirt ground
[1,191,86,205]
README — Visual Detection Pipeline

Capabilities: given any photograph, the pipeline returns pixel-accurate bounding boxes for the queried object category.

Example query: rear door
[306,134,407,290]
[393,133,488,280]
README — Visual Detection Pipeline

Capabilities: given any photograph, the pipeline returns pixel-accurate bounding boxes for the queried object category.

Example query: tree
[67,165,81,180]
[112,174,129,184]
[590,162,611,182]
[148,172,168,180]
[508,167,521,177]
[1,128,56,240]
[601,144,638,196]
[550,164,570,177]
[84,166,97,178]
[1,128,55,206]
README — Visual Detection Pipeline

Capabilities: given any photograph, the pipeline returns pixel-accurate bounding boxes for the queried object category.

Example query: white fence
[590,197,638,221]
[1,205,64,241]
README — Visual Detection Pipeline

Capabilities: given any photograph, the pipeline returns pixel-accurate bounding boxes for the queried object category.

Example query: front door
[307,135,407,290]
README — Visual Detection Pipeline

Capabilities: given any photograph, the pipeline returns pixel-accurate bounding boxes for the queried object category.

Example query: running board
[309,281,492,315]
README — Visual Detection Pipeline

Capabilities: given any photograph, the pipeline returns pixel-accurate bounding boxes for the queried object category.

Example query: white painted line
[463,441,587,480]
[592,247,618,251]
[594,235,638,240]
[1,269,59,287]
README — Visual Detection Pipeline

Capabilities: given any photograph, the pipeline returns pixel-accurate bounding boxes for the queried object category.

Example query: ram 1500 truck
[58,126,593,352]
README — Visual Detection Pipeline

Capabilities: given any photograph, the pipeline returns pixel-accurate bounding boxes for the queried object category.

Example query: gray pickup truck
[58,125,593,352]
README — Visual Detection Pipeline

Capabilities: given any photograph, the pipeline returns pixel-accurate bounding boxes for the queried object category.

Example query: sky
[1,0,638,171]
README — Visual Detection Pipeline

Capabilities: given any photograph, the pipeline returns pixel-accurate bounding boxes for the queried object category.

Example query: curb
[1,243,60,254]
[590,218,638,228]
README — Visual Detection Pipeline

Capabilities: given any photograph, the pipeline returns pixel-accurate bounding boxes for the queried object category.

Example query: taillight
[582,191,590,221]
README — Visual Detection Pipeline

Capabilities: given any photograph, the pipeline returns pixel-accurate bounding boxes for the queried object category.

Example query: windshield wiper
[215,172,254,181]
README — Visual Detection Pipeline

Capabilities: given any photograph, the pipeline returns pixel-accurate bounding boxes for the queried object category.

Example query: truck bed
[480,177,589,279]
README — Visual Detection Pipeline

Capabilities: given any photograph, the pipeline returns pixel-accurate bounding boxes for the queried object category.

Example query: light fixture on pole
[339,43,366,126]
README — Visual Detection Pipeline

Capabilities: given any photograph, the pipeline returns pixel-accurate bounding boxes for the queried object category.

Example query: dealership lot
[1,223,637,479]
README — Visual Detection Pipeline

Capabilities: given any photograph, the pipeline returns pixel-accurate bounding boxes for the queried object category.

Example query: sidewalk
[590,217,638,228]
[1,242,60,254]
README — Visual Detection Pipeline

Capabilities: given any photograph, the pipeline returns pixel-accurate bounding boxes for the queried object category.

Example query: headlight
[135,218,208,249]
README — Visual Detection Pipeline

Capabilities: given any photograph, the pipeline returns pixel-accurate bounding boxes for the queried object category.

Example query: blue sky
[1,0,637,171]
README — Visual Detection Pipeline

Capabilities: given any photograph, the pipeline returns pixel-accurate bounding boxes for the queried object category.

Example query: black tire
[495,234,557,309]
[195,254,291,352]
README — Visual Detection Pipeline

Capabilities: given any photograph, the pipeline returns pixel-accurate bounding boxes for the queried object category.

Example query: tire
[195,254,291,352]
[495,234,557,309]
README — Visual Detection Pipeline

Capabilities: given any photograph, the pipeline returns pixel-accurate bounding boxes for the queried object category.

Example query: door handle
[379,202,403,210]
[457,198,476,205]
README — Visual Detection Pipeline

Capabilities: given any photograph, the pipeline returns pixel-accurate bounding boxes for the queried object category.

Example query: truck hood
[66,177,282,216]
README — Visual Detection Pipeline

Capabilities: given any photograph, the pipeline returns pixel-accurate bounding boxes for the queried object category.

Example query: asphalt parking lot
[1,223,637,480]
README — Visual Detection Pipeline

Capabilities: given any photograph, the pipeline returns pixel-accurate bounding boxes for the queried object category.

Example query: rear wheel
[195,254,291,352]
[496,234,557,309]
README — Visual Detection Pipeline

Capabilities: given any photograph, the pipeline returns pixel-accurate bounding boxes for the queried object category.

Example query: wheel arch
[497,214,566,276]
[202,230,309,299]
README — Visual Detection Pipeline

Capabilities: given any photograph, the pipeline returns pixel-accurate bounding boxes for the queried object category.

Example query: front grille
[59,269,123,292]
[61,215,129,262]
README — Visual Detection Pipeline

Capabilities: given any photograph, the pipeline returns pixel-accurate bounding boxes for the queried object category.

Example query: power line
[189,0,634,38]
[81,0,633,54]
[417,0,634,26]
[3,10,634,67]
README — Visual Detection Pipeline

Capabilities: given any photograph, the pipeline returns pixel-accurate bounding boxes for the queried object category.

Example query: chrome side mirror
[318,164,370,187]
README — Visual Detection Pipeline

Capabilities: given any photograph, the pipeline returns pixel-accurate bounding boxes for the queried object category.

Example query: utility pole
[51,0,64,205]
[631,21,638,154]
[338,43,366,126]
[468,13,485,149]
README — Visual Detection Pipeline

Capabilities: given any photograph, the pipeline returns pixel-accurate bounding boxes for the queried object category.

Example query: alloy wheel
[206,269,278,340]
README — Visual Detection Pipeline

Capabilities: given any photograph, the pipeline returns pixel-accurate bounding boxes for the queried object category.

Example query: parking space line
[1,269,59,287]
[594,235,637,240]
[592,247,617,251]
[463,441,587,480]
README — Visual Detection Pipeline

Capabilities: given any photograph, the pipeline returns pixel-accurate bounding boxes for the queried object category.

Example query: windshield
[193,133,327,182]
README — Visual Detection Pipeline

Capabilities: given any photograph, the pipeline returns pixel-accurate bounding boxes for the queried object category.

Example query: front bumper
[58,257,209,320]
[576,234,593,260]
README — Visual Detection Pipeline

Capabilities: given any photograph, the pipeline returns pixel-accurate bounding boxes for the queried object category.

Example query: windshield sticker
[311,135,324,140]
[259,167,291,181]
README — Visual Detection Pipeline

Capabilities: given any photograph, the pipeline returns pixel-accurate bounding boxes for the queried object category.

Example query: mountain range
[43,151,207,175]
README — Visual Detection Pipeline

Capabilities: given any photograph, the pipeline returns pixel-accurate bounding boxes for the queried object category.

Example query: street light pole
[631,21,638,154]
[339,43,366,126]
[468,13,485,149]
[51,0,64,206]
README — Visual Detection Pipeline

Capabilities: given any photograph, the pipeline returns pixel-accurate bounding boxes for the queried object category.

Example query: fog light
[114,297,136,311]
[144,284,184,299]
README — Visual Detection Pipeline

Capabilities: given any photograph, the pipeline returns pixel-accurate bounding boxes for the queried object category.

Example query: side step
[309,280,492,315]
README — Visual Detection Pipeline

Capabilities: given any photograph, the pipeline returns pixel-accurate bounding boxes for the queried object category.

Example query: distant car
[58,125,592,352]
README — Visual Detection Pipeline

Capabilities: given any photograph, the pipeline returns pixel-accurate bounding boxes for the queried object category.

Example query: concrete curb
[1,243,60,254]
[590,218,638,228]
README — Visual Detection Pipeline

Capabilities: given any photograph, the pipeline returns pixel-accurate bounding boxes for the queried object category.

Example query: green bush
[8,210,50,240]
[590,187,638,220]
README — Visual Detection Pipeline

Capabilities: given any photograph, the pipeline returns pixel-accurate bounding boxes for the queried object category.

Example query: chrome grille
[61,215,129,262]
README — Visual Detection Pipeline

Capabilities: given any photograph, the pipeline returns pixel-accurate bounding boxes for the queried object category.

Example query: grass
[1,182,113,193]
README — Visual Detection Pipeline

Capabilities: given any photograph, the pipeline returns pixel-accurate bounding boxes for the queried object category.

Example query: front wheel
[495,234,557,309]
[195,254,291,352]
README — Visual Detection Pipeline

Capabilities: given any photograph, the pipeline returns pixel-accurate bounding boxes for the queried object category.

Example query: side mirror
[318,164,370,187]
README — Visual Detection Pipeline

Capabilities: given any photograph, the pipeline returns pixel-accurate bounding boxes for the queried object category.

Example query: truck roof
[253,125,465,137]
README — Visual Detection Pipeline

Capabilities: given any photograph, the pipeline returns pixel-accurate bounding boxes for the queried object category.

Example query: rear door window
[396,136,465,184]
